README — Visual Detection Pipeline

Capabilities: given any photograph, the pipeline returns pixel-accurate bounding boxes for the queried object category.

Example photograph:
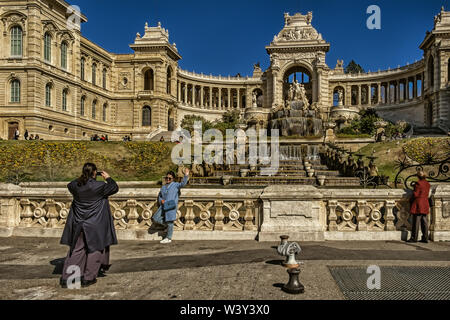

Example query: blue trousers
[152,207,174,239]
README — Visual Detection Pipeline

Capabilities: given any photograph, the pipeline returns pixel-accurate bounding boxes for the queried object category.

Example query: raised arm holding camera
[60,163,119,288]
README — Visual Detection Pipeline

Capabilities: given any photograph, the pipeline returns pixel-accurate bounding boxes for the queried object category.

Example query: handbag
[163,200,177,211]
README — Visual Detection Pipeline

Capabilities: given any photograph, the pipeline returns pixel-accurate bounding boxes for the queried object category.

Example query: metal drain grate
[328,266,450,300]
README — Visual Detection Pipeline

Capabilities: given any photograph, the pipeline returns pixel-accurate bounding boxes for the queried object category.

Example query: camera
[96,171,103,177]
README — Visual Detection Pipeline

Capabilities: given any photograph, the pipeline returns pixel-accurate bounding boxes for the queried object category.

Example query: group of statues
[322,147,383,185]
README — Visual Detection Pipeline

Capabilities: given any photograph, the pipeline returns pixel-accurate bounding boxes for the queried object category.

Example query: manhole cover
[328,266,450,300]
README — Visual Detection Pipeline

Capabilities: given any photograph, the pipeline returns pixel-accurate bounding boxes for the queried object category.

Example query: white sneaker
[160,238,172,244]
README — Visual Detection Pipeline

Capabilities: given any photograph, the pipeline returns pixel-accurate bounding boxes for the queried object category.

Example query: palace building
[0,0,449,141]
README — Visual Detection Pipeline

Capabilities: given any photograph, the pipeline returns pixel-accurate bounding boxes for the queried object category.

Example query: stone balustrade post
[385,200,396,231]
[18,199,33,227]
[328,200,338,231]
[357,200,368,231]
[244,200,256,231]
[45,199,59,228]
[184,200,195,230]
[126,199,139,229]
[214,200,224,231]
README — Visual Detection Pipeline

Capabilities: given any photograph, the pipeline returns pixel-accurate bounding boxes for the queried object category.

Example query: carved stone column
[184,83,187,104]
[177,81,181,102]
[200,86,204,108]
[192,85,196,106]
[227,88,231,109]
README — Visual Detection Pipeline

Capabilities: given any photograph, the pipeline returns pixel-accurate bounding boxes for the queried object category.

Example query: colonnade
[177,81,249,110]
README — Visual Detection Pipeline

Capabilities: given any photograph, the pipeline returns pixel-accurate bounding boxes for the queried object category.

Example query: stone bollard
[283,268,305,294]
[277,241,302,269]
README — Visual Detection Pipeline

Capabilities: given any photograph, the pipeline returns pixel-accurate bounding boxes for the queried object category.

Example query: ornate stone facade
[0,1,449,141]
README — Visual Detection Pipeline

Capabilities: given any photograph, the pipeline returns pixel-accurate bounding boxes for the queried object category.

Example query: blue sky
[74,0,447,76]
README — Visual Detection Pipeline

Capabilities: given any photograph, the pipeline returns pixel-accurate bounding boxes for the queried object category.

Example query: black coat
[60,177,119,254]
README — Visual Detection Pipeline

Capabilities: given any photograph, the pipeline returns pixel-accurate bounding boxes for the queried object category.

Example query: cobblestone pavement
[0,237,449,300]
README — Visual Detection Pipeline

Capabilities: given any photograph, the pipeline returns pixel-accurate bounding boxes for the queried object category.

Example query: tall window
[11,79,20,102]
[92,63,97,85]
[103,104,107,122]
[11,26,23,57]
[81,58,85,81]
[167,67,172,94]
[62,89,68,111]
[61,42,68,70]
[80,96,85,116]
[144,69,154,91]
[142,106,152,126]
[45,84,52,107]
[44,33,52,62]
[103,68,107,90]
[92,101,96,119]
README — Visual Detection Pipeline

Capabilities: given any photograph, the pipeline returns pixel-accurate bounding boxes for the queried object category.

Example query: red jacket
[410,179,431,215]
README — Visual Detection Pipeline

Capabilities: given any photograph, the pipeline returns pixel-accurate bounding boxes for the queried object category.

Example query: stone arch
[143,68,154,91]
[252,88,264,107]
[1,11,28,32]
[282,64,314,104]
[167,66,173,94]
[332,86,345,107]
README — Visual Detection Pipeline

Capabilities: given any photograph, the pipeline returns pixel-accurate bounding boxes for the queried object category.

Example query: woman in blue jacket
[152,168,189,244]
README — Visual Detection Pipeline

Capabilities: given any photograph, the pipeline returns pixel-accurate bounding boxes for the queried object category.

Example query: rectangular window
[44,34,51,62]
[81,98,85,116]
[81,59,85,81]
[11,81,20,102]
[61,43,67,70]
[11,27,23,57]
[62,91,67,111]
[45,85,51,106]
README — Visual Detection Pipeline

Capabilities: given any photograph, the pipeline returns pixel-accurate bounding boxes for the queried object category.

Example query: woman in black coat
[60,163,119,288]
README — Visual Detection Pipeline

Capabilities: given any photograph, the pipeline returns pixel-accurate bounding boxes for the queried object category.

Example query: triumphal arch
[0,0,449,140]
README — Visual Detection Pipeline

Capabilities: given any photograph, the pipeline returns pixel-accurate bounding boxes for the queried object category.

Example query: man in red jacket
[408,171,431,243]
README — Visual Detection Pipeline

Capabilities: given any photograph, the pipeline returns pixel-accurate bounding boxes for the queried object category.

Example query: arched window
[44,33,52,62]
[80,96,85,116]
[92,63,97,85]
[81,58,85,81]
[11,26,23,57]
[11,79,20,102]
[428,57,435,89]
[92,100,97,119]
[102,103,107,122]
[45,83,52,107]
[144,69,154,91]
[61,42,68,70]
[103,68,107,90]
[142,106,152,126]
[62,89,68,111]
[167,67,172,94]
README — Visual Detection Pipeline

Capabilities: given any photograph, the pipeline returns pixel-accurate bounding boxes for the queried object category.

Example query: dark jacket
[410,179,431,215]
[60,177,119,254]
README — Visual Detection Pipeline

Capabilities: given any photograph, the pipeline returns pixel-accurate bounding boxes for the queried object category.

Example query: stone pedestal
[259,186,325,241]
[431,184,450,241]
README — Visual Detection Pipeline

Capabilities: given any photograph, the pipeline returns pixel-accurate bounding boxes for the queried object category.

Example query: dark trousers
[61,232,109,281]
[410,214,429,241]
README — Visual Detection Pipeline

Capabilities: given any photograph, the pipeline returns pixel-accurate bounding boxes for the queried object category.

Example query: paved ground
[0,237,449,300]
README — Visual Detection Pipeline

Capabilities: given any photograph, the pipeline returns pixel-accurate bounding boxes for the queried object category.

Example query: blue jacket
[158,175,189,222]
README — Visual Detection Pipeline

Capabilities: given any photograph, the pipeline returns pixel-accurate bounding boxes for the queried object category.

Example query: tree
[345,60,365,74]
[181,115,213,134]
